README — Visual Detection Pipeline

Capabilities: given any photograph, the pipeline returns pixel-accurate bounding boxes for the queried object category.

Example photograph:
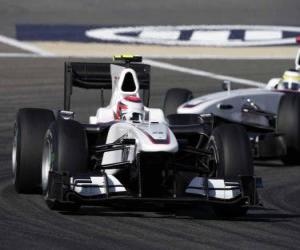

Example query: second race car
[164,50,300,164]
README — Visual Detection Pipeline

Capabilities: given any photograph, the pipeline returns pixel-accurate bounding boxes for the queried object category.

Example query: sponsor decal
[16,24,300,46]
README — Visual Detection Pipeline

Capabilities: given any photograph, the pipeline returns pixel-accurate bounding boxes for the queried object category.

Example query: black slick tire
[12,108,55,193]
[277,93,300,165]
[208,124,253,217]
[42,119,88,211]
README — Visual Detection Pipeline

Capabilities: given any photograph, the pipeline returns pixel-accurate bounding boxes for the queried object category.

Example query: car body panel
[178,87,283,127]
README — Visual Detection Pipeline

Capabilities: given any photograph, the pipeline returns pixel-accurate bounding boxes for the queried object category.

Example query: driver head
[277,69,300,91]
[116,96,144,121]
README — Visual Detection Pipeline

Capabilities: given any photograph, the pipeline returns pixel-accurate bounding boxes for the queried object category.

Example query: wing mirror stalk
[222,80,231,94]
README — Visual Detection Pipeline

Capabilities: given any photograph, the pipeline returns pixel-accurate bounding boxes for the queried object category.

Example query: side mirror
[222,80,231,92]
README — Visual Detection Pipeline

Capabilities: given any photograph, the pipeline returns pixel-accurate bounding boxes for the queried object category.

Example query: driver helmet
[277,69,300,91]
[116,96,144,121]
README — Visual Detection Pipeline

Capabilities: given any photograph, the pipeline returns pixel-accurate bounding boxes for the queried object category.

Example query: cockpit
[116,96,145,122]
[277,81,300,91]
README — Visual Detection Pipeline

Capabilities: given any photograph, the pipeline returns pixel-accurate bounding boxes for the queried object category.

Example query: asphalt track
[0,58,300,249]
[1,0,300,249]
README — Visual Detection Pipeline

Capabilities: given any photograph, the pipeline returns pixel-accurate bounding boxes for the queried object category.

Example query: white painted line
[0,52,281,87]
[0,53,295,60]
[0,53,42,58]
[144,55,294,60]
[144,59,266,87]
[0,34,54,56]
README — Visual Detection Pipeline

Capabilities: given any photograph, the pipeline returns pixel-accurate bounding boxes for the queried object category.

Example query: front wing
[47,171,262,207]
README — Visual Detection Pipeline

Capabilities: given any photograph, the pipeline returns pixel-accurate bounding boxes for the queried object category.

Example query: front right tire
[42,119,88,210]
[13,108,55,193]
[208,124,253,217]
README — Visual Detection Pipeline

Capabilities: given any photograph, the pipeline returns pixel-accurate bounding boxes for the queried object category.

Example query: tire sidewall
[209,124,253,181]
[12,122,21,189]
[43,119,88,200]
[42,129,55,196]
[13,108,55,193]
[209,124,253,217]
[207,135,222,177]
[277,93,300,163]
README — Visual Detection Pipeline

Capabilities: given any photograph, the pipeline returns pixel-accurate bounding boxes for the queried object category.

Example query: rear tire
[277,93,300,165]
[42,119,88,211]
[163,88,193,117]
[208,124,253,217]
[12,108,55,193]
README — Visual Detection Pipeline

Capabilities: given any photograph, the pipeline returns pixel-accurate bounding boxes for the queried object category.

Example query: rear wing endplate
[64,62,151,110]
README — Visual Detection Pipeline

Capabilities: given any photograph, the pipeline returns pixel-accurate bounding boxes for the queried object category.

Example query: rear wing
[64,61,151,110]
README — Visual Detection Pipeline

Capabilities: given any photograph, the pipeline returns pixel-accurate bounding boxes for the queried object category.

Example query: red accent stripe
[124,96,142,103]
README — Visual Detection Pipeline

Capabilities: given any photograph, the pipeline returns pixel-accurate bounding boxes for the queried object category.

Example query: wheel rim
[12,125,17,184]
[42,139,51,193]
[207,139,219,177]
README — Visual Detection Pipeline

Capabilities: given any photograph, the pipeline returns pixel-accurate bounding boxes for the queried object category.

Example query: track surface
[1,0,300,249]
[1,58,300,250]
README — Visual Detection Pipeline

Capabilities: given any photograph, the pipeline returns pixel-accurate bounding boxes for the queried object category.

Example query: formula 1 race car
[164,50,300,165]
[12,55,261,216]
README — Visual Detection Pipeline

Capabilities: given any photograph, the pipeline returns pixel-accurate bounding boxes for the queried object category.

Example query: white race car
[12,55,261,216]
[164,50,300,164]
